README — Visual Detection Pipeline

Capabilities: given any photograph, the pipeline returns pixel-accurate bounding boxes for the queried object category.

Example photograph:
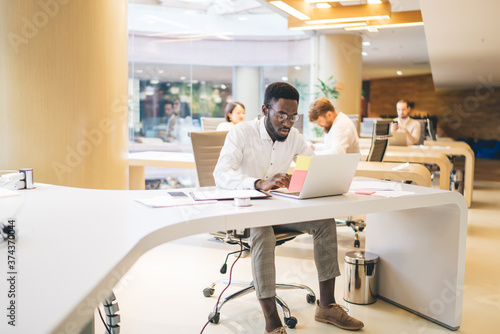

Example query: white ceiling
[130,0,500,89]
[420,0,500,90]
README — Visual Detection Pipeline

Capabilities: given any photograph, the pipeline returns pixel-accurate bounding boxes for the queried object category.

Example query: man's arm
[407,120,421,145]
[213,128,259,190]
[254,173,291,191]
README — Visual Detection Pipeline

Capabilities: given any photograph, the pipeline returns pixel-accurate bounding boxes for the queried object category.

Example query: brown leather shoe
[265,326,287,334]
[315,301,364,330]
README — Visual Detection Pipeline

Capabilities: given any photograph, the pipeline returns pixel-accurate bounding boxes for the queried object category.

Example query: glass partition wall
[128,1,312,189]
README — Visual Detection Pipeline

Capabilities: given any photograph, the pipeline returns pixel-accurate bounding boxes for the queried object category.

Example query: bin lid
[344,251,379,264]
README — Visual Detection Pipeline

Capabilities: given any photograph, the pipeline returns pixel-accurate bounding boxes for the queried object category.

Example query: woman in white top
[216,102,246,131]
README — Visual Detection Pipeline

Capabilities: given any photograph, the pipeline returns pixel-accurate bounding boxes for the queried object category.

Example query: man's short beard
[266,116,289,142]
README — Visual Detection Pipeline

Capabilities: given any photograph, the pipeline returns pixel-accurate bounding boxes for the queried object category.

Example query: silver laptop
[389,131,407,146]
[270,153,361,199]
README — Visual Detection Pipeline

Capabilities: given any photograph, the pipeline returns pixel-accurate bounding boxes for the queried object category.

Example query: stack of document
[135,196,216,208]
[350,180,415,198]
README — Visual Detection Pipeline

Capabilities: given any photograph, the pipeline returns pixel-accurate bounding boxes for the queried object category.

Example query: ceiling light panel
[267,1,391,30]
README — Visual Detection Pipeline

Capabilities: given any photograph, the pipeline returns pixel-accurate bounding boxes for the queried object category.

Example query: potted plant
[315,75,343,100]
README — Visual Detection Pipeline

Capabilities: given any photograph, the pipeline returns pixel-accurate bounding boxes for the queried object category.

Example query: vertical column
[318,34,362,131]
[0,0,129,190]
[234,67,261,120]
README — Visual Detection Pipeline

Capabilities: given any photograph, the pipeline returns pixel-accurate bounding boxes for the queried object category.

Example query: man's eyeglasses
[267,106,299,123]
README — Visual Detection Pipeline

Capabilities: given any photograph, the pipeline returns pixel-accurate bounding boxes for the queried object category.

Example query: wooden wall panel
[0,0,129,189]
[368,74,500,140]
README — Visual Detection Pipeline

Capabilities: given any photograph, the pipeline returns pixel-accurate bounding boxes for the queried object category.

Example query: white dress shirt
[318,112,360,155]
[216,121,234,131]
[213,117,314,190]
[393,117,421,145]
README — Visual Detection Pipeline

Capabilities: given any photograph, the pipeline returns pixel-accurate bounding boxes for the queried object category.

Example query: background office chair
[189,131,316,329]
[366,119,391,162]
[339,119,391,247]
[200,117,226,131]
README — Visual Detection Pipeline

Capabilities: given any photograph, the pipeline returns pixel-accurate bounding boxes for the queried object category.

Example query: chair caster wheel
[284,316,297,329]
[354,240,360,248]
[208,311,220,324]
[306,293,316,304]
[203,288,214,297]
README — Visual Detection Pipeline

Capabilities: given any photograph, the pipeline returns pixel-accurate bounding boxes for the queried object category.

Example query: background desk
[129,151,432,189]
[0,181,466,333]
[360,139,475,207]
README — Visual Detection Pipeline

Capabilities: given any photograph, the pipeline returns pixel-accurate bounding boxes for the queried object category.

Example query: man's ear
[262,104,268,117]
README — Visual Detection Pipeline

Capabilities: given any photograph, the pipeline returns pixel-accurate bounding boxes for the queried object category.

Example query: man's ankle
[318,300,335,309]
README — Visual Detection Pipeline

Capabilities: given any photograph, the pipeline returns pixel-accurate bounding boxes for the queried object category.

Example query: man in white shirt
[213,82,364,334]
[390,99,421,145]
[308,97,360,154]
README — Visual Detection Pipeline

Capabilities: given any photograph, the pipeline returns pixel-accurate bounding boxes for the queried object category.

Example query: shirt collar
[259,117,273,141]
[400,117,410,125]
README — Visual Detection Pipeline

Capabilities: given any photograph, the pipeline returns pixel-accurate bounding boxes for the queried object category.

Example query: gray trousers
[248,219,340,299]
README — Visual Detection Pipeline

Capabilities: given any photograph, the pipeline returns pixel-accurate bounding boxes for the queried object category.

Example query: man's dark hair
[264,82,300,107]
[397,99,415,109]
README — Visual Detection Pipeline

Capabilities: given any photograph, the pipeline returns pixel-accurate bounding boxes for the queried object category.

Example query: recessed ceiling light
[158,70,164,74]
[281,76,289,81]
[150,79,159,84]
[270,1,311,20]
[397,71,403,76]
[362,41,370,46]
[136,69,143,73]
[362,52,368,56]
[315,3,331,9]
[294,66,301,70]
[180,76,186,80]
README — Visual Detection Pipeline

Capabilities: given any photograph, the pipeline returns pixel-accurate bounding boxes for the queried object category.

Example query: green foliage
[315,75,341,100]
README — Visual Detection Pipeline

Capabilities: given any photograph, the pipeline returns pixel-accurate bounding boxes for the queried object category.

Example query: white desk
[0,181,466,333]
[129,151,432,189]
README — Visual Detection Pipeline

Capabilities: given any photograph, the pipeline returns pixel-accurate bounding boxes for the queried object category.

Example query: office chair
[416,119,427,145]
[339,119,391,247]
[200,117,226,131]
[366,119,391,162]
[189,131,317,329]
[426,118,437,141]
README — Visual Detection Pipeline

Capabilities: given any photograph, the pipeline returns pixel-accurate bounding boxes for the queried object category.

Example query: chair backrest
[190,131,229,187]
[200,117,226,131]
[426,118,437,141]
[366,138,389,162]
[366,119,391,162]
[416,119,426,145]
[372,119,392,138]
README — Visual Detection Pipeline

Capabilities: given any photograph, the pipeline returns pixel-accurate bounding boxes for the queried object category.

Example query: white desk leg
[365,202,466,330]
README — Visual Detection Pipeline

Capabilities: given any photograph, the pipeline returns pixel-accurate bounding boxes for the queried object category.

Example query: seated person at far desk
[308,97,360,154]
[390,99,421,145]
[216,101,246,131]
[213,82,364,334]
[159,100,179,142]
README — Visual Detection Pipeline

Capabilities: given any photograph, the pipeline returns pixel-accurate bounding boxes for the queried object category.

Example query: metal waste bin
[344,251,379,305]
